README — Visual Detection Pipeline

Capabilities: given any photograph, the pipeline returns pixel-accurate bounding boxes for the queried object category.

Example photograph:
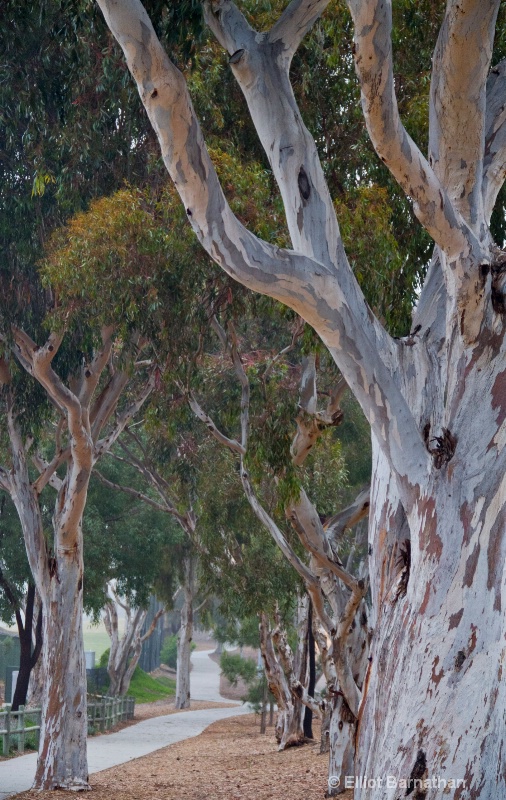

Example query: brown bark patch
[491,370,506,427]
[468,625,477,654]
[419,583,432,615]
[463,543,480,588]
[448,609,464,630]
[487,515,504,612]
[430,656,444,687]
[460,502,474,546]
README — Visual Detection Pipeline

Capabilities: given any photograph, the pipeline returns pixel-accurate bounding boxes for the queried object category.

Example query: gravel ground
[13,714,352,800]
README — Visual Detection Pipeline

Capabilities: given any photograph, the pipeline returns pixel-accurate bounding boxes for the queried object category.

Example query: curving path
[0,649,246,799]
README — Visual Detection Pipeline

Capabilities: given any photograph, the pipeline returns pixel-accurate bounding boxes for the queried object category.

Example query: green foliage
[83,460,180,619]
[334,186,415,335]
[160,635,178,670]
[0,496,31,626]
[99,648,110,669]
[220,651,257,687]
[126,666,176,704]
[160,634,196,670]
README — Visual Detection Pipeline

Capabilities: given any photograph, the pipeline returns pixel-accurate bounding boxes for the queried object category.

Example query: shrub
[220,651,257,686]
[160,634,196,670]
[99,648,110,668]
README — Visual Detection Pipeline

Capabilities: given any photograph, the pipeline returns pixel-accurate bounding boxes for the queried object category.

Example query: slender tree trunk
[34,550,89,790]
[12,584,42,711]
[175,556,194,709]
[27,592,44,708]
[303,600,315,740]
[259,612,306,750]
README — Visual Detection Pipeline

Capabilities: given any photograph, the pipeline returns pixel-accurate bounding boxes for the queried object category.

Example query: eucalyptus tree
[195,448,313,750]
[185,310,370,784]
[0,326,154,789]
[0,178,212,788]
[97,0,506,795]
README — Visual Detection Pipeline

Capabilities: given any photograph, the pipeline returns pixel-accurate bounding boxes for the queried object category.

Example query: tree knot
[428,427,457,469]
[491,251,506,315]
[298,166,311,203]
[229,49,245,66]
[393,539,411,601]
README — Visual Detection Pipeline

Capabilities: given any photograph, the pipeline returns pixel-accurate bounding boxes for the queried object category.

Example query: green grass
[83,627,111,661]
[126,667,176,704]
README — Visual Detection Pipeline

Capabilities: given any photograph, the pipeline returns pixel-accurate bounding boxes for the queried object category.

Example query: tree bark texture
[175,556,195,709]
[95,1,506,796]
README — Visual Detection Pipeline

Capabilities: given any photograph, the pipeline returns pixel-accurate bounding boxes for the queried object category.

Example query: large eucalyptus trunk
[175,556,194,709]
[35,544,89,790]
[355,361,506,798]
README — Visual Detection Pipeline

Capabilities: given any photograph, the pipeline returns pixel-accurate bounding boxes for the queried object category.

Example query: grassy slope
[127,667,176,703]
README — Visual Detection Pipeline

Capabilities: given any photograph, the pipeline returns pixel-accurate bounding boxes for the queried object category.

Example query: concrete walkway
[0,650,246,799]
[190,648,225,702]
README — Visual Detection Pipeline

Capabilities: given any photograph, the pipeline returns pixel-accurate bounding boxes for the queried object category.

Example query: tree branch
[483,58,506,223]
[287,494,355,590]
[325,486,371,543]
[32,452,64,494]
[94,469,173,515]
[269,0,332,58]
[140,607,164,643]
[96,0,430,494]
[347,0,485,262]
[240,458,333,633]
[429,0,500,228]
[78,325,115,411]
[186,391,245,455]
[5,403,48,589]
[94,371,155,461]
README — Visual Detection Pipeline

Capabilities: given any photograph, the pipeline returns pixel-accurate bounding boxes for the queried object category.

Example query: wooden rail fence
[0,696,135,755]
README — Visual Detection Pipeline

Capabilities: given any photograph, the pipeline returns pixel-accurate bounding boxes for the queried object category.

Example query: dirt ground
[15,713,353,800]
